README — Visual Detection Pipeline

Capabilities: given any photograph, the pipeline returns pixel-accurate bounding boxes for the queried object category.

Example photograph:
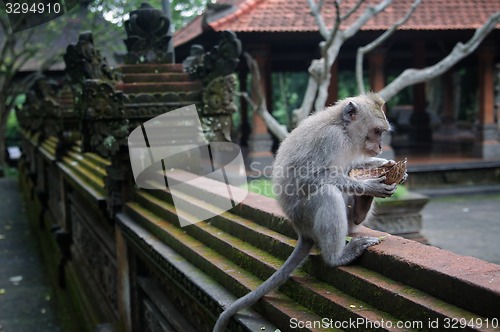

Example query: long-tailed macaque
[213,93,402,331]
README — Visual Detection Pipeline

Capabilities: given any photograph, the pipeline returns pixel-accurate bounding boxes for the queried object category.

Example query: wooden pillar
[247,47,274,172]
[442,71,454,121]
[326,59,338,106]
[252,49,271,136]
[478,48,495,127]
[368,50,394,159]
[409,41,432,149]
[440,70,457,135]
[473,46,500,158]
[369,50,385,93]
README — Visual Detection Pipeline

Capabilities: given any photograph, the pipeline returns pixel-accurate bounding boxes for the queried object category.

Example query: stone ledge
[123,169,499,330]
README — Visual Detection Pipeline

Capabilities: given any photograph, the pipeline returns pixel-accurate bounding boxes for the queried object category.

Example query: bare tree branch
[341,0,366,21]
[243,53,288,140]
[325,0,342,53]
[292,59,322,123]
[356,0,422,94]
[343,0,393,40]
[378,11,500,101]
[307,0,329,38]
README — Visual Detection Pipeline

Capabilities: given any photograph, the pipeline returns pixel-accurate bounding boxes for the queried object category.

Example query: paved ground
[420,192,500,265]
[0,178,61,332]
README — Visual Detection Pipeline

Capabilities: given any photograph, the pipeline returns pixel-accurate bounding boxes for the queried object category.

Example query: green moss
[375,185,408,202]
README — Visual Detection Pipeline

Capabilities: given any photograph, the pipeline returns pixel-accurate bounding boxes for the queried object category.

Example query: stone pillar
[409,41,432,149]
[326,59,339,106]
[473,47,500,158]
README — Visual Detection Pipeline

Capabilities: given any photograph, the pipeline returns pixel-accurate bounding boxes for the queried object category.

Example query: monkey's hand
[361,176,397,198]
[400,172,409,184]
[355,158,395,169]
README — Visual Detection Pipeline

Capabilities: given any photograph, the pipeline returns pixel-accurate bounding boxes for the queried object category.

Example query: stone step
[71,143,111,169]
[120,63,184,74]
[151,170,500,321]
[66,150,107,178]
[135,189,492,329]
[122,73,191,83]
[124,200,403,331]
[116,81,202,94]
[36,138,107,202]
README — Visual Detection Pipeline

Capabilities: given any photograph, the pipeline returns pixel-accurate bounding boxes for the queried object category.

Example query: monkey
[213,92,403,332]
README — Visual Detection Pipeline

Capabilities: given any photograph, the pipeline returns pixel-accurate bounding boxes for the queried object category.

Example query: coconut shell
[349,159,407,185]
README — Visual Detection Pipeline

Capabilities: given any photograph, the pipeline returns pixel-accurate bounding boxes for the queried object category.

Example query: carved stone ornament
[201,75,238,142]
[64,31,115,99]
[183,31,242,142]
[183,30,242,84]
[17,76,58,135]
[80,80,129,157]
[124,3,173,64]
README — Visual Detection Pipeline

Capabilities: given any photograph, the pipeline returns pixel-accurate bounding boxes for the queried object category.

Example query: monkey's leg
[313,186,379,267]
[347,195,374,225]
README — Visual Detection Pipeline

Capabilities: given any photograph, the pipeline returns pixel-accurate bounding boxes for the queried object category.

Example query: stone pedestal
[473,124,500,159]
[365,192,430,243]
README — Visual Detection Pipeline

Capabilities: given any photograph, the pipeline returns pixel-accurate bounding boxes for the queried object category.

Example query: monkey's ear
[342,101,358,124]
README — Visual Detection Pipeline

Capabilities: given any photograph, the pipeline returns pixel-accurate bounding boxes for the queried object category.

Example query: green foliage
[246,178,275,198]
[89,0,211,30]
[337,71,366,100]
[6,112,20,145]
[375,185,409,202]
[271,72,309,128]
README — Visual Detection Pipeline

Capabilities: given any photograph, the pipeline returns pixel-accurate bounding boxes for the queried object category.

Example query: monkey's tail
[213,237,314,332]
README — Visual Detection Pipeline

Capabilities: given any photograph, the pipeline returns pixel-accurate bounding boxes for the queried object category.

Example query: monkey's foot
[350,236,381,250]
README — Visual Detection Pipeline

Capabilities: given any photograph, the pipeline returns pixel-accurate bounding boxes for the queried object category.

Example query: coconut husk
[349,159,407,185]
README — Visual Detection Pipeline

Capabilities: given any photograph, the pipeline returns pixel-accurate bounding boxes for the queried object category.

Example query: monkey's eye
[374,128,383,135]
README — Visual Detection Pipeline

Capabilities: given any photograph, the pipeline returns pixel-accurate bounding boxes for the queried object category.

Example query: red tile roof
[174,0,500,46]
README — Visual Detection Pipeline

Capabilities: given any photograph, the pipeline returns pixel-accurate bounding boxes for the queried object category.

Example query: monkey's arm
[352,157,395,169]
[321,171,396,198]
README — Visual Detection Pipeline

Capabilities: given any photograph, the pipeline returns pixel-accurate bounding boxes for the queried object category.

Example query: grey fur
[213,93,397,331]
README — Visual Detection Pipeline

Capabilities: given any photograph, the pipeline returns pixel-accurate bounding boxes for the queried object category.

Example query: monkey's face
[340,93,389,157]
[364,126,386,156]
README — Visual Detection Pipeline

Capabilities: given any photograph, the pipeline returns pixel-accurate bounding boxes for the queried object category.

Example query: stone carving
[71,205,118,313]
[183,31,242,142]
[183,30,241,84]
[80,80,129,157]
[124,3,173,64]
[201,75,237,142]
[119,223,219,332]
[64,31,115,99]
[17,76,58,136]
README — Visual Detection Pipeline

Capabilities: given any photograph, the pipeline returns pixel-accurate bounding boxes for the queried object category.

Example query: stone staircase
[117,64,202,95]
[117,170,499,331]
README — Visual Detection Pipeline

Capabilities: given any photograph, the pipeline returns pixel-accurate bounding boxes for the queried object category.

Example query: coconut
[349,159,407,185]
